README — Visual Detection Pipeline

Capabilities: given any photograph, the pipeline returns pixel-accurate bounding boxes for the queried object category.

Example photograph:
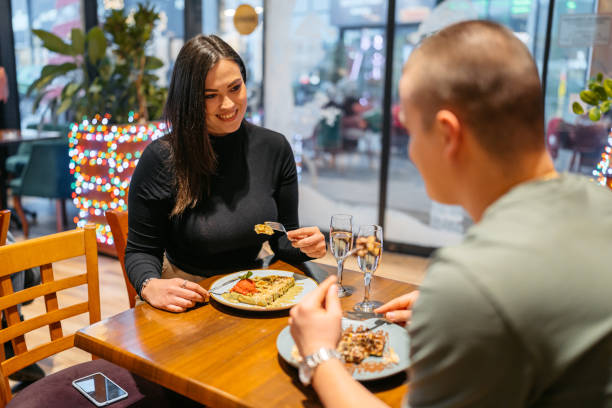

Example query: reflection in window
[385,0,558,247]
[213,0,264,125]
[98,0,184,88]
[543,0,602,177]
[11,0,83,128]
[265,1,386,231]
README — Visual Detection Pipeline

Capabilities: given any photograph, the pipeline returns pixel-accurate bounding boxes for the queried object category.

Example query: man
[289,20,612,407]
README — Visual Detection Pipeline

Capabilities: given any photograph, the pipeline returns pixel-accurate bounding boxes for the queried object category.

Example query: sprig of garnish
[238,271,253,280]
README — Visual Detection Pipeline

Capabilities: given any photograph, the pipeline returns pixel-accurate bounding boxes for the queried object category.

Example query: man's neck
[461,151,557,223]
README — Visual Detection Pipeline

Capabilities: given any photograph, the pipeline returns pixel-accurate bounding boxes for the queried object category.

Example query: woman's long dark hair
[163,34,247,216]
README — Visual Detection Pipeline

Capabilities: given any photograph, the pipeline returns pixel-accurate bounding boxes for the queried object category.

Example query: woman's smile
[216,109,239,122]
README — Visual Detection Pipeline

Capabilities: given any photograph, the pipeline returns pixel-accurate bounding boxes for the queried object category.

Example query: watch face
[298,362,313,386]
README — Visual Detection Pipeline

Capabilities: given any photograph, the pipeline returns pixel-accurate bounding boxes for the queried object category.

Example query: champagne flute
[353,224,383,312]
[329,214,353,297]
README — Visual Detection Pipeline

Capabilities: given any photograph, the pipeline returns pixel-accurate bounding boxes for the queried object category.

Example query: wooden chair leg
[12,195,28,238]
[55,199,67,233]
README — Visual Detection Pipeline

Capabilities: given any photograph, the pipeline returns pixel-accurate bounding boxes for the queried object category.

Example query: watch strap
[299,347,341,386]
[305,347,341,368]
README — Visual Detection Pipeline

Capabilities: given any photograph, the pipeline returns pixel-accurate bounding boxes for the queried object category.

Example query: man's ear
[435,109,462,159]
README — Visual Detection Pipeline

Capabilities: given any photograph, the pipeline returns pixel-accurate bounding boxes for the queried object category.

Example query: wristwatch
[139,277,155,300]
[298,347,341,386]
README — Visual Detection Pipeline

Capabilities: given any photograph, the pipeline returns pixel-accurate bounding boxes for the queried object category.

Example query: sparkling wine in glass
[354,224,383,312]
[329,214,353,297]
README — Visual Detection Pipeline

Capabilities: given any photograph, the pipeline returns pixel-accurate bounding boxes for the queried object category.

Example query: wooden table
[75,260,417,407]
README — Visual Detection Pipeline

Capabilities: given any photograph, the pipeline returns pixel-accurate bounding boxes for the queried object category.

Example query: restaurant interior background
[1,0,610,255]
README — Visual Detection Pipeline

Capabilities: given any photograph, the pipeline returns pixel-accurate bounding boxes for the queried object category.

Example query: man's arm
[289,276,389,408]
[408,263,534,407]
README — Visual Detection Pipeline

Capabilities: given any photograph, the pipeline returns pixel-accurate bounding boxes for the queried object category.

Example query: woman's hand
[374,290,419,325]
[141,278,210,313]
[287,226,326,258]
[289,276,342,356]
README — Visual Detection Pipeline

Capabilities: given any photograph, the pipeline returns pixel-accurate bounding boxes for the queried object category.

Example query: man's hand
[141,278,209,313]
[287,226,327,259]
[289,276,342,356]
[374,290,419,325]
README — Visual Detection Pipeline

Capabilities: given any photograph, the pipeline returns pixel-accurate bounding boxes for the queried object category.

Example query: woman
[125,35,326,312]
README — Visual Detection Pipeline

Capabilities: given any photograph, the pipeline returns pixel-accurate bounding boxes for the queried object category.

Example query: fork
[264,221,287,234]
[363,319,388,332]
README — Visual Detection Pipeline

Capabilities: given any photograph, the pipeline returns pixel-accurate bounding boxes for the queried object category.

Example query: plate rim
[209,269,318,312]
[276,319,410,381]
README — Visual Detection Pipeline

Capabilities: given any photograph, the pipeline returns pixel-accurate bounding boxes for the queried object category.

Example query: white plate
[276,318,410,381]
[209,269,318,311]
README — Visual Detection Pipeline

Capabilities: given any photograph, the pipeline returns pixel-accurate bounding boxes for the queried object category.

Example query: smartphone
[72,372,128,407]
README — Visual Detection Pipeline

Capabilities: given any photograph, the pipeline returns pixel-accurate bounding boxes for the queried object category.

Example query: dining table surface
[75,259,418,408]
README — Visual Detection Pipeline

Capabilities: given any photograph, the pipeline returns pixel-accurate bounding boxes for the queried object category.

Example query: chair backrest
[16,139,71,199]
[105,210,137,308]
[0,224,100,405]
[0,210,9,246]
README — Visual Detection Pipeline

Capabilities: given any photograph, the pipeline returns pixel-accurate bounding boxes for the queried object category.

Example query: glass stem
[336,258,344,286]
[363,272,371,303]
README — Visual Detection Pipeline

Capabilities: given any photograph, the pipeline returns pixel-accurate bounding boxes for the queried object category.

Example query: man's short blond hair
[404,20,544,159]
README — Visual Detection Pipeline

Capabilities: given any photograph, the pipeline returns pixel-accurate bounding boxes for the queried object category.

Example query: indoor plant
[27,2,167,124]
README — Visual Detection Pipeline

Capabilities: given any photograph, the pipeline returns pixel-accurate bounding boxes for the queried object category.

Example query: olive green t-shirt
[408,174,612,407]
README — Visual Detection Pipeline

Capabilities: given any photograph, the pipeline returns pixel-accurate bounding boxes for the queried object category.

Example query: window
[11,0,83,128]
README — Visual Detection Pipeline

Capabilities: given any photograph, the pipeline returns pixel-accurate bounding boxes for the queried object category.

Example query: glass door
[264,0,387,230]
[385,0,550,248]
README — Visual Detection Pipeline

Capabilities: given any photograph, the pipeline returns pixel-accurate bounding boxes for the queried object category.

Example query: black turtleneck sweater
[125,121,310,294]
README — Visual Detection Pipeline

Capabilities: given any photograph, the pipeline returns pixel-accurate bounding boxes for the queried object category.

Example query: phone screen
[74,373,127,404]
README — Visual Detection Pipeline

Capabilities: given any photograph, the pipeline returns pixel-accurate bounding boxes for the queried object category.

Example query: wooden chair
[0,210,9,246]
[105,211,137,308]
[0,224,171,407]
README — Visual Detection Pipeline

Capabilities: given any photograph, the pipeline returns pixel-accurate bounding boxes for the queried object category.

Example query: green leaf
[238,271,253,280]
[601,101,611,113]
[596,72,603,83]
[27,62,77,96]
[604,79,612,98]
[71,28,85,55]
[580,90,600,106]
[89,83,103,94]
[32,90,50,112]
[588,106,601,121]
[40,62,77,79]
[592,84,607,101]
[572,102,585,115]
[57,96,73,114]
[86,26,107,65]
[144,56,163,70]
[32,29,75,55]
[63,82,80,98]
[26,75,54,96]
[99,59,112,81]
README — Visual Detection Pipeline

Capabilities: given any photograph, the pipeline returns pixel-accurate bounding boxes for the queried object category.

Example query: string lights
[68,113,166,247]
[591,132,612,189]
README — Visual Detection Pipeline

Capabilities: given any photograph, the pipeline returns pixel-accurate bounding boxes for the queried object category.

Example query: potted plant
[26,3,169,253]
[572,72,612,188]
[27,3,166,125]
